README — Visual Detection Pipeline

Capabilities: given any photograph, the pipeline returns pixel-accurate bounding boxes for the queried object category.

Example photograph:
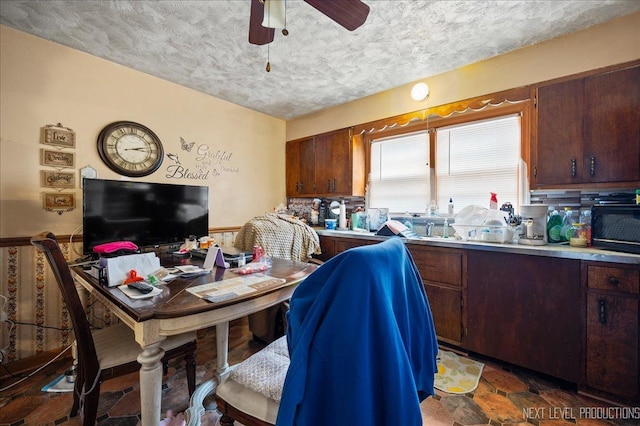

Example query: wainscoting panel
[0,229,239,365]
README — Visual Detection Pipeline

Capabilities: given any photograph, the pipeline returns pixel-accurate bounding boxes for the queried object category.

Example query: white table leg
[137,342,165,426]
[215,321,230,382]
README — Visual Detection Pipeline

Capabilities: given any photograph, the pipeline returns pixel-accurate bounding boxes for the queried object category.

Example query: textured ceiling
[1,1,639,120]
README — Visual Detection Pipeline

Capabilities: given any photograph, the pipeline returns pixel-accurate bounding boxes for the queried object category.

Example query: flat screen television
[82,178,209,255]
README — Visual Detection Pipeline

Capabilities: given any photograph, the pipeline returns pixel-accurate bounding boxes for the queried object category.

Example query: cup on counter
[325,219,337,230]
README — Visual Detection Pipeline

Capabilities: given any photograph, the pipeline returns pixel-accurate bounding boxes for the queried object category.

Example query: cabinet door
[314,129,352,195]
[466,251,581,382]
[408,245,464,345]
[285,138,315,196]
[586,291,638,400]
[535,79,584,186]
[317,235,336,262]
[583,66,640,184]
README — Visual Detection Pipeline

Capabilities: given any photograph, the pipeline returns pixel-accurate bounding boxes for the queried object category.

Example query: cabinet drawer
[409,247,462,287]
[587,265,639,294]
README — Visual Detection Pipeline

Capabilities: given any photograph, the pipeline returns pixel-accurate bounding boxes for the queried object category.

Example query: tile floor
[0,316,635,426]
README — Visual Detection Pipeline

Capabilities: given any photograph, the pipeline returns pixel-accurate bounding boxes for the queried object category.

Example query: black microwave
[591,204,640,255]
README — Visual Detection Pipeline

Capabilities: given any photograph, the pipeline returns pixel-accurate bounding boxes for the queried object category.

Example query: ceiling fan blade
[304,0,370,31]
[249,0,275,45]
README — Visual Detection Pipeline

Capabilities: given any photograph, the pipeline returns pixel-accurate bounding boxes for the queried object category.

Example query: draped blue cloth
[276,237,439,426]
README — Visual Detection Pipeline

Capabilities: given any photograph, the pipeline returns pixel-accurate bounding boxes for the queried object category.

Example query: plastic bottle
[547,210,563,243]
[560,208,574,242]
[448,198,454,216]
[579,209,592,247]
[429,200,438,217]
[490,192,498,210]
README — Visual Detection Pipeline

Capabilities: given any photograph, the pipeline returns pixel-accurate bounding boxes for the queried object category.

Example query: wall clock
[97,121,164,177]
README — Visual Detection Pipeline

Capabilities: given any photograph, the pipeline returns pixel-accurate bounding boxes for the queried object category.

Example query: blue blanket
[277,237,438,426]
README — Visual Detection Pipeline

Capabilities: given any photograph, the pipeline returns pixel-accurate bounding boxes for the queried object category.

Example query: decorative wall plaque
[41,170,75,189]
[41,123,75,148]
[41,149,75,168]
[43,192,76,214]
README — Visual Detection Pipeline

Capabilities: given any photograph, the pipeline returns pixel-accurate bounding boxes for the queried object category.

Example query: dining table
[71,251,317,426]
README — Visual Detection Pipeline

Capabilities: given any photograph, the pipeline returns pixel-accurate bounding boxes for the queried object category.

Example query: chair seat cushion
[92,322,196,369]
[216,336,289,424]
[227,335,289,402]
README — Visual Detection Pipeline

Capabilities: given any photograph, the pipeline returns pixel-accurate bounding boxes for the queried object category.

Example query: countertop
[314,228,640,265]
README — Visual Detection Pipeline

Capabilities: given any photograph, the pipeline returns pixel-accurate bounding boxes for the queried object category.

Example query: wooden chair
[31,231,197,426]
[208,238,439,426]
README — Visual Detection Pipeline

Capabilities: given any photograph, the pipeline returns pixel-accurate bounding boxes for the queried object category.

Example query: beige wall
[0,25,286,240]
[287,11,640,141]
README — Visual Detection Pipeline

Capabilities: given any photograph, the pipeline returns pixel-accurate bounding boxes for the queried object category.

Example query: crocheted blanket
[234,213,321,262]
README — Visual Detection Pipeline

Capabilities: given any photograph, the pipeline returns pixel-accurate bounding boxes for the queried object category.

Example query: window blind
[436,114,521,212]
[369,131,430,214]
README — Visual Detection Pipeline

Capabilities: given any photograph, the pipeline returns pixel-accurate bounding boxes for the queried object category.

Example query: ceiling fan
[249,0,370,45]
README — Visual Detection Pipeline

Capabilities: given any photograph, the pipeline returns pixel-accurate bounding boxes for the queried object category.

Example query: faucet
[425,222,435,237]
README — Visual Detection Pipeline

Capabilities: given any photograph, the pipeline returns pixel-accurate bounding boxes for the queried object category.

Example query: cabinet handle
[332,179,336,192]
[571,158,577,177]
[299,181,303,192]
[327,180,331,191]
[589,156,596,177]
[598,298,607,324]
[295,182,299,192]
[607,276,619,286]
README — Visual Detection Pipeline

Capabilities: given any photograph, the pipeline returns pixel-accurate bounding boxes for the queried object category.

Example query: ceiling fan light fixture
[262,0,286,29]
[411,82,430,102]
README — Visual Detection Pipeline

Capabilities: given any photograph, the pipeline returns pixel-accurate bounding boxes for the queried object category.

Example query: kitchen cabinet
[316,235,374,262]
[534,64,640,188]
[407,244,465,346]
[285,137,315,197]
[584,263,639,401]
[286,128,366,197]
[466,251,581,382]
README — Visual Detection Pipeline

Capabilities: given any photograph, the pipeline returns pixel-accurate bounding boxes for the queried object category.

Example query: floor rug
[41,374,74,392]
[434,350,484,394]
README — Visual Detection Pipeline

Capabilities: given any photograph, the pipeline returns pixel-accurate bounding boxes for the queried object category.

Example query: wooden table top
[72,254,317,322]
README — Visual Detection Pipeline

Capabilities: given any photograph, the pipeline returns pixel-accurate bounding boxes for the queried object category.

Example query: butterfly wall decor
[180,137,195,152]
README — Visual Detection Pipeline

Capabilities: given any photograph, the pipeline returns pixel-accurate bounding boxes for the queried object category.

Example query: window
[436,114,522,212]
[367,112,523,215]
[369,131,430,214]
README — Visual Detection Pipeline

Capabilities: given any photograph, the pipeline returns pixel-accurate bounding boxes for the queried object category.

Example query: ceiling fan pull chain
[266,43,271,72]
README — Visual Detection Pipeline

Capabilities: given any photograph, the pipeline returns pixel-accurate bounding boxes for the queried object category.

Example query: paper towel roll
[339,202,347,229]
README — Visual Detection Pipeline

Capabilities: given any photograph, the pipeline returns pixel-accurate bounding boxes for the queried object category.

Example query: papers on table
[186,273,286,304]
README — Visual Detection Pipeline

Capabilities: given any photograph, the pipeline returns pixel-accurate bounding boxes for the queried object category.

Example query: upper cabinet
[533,64,640,188]
[286,128,366,197]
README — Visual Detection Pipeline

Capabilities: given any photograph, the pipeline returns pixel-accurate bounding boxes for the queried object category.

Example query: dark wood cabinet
[466,251,582,382]
[584,263,639,401]
[285,128,365,197]
[534,64,640,188]
[285,137,315,197]
[407,244,465,345]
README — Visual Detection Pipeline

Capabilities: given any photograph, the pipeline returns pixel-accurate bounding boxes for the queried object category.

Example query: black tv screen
[82,179,209,254]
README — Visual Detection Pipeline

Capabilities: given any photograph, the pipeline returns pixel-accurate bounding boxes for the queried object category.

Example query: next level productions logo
[524,406,640,422]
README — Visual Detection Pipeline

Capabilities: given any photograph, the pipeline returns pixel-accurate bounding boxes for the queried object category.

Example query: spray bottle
[490,192,498,210]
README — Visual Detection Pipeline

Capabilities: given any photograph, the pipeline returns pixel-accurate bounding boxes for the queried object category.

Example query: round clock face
[97,121,164,177]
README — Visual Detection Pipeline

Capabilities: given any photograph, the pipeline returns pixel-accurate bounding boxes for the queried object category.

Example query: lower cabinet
[407,244,465,346]
[466,251,581,383]
[584,263,639,401]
